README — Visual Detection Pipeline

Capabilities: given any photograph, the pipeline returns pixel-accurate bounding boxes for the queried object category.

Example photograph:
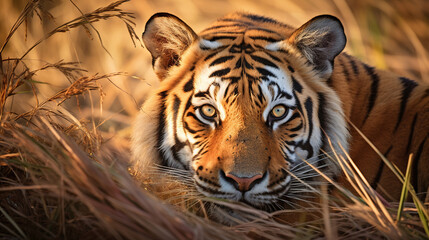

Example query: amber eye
[270,105,287,119]
[200,104,217,119]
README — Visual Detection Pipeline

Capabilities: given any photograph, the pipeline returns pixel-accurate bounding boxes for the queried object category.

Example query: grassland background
[0,0,428,239]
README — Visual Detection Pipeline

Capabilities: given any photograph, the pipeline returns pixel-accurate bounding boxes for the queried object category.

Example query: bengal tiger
[131,12,429,210]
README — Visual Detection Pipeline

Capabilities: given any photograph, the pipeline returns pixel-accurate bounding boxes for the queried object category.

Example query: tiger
[131,12,429,211]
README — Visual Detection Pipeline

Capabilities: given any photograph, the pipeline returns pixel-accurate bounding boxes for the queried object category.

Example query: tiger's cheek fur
[274,109,306,162]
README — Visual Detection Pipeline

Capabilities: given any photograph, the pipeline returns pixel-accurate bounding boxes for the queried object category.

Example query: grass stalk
[396,154,413,223]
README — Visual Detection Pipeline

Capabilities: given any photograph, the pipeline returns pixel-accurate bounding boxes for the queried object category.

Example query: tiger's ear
[143,13,197,80]
[288,15,346,78]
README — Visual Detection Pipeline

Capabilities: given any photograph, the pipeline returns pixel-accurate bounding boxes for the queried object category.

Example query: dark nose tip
[224,172,263,192]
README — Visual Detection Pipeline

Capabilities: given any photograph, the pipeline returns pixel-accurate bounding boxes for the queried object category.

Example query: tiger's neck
[332,53,427,131]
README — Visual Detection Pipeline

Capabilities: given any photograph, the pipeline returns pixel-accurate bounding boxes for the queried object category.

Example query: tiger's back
[132,12,429,209]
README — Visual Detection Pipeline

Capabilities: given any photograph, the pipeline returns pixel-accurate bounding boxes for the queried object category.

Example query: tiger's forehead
[192,32,295,108]
[199,12,294,39]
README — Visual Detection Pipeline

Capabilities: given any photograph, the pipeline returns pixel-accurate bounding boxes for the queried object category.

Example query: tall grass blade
[414,197,429,238]
[396,154,413,223]
[0,206,28,239]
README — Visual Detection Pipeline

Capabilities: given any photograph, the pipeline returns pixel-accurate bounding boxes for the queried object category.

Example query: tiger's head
[132,12,349,208]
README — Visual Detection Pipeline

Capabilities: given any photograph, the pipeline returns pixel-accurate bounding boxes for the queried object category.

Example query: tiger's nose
[224,172,263,192]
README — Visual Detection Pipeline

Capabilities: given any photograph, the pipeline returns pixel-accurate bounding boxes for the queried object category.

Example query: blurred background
[1,0,428,140]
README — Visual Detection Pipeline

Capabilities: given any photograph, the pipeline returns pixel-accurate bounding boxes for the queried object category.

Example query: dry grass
[0,0,428,239]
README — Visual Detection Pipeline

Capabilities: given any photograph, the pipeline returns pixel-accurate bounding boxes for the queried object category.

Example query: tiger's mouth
[193,169,292,207]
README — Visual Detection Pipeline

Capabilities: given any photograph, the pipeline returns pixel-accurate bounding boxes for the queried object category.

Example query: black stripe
[304,97,314,141]
[184,95,192,113]
[291,89,304,130]
[370,146,392,190]
[186,112,206,125]
[265,52,282,62]
[278,91,292,100]
[234,58,242,69]
[172,95,181,118]
[204,35,237,41]
[183,74,195,92]
[287,66,295,73]
[203,46,228,61]
[203,23,246,31]
[243,13,278,24]
[317,93,330,166]
[250,55,278,69]
[244,58,253,69]
[229,42,255,53]
[268,81,292,100]
[394,77,418,132]
[253,99,261,108]
[340,59,350,82]
[287,112,301,122]
[171,96,188,169]
[249,36,279,42]
[194,91,210,99]
[406,114,418,154]
[204,51,220,61]
[223,84,231,100]
[257,85,265,103]
[292,76,302,93]
[230,93,238,105]
[363,64,379,124]
[412,136,427,193]
[288,122,303,132]
[210,55,235,67]
[317,93,328,150]
[220,18,253,25]
[210,68,231,78]
[245,73,257,83]
[196,141,209,154]
[299,97,315,158]
[344,53,359,75]
[281,144,293,156]
[203,31,245,36]
[156,91,170,167]
[256,67,275,78]
[184,121,202,134]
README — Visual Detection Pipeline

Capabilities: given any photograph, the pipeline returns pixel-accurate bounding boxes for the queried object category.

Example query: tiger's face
[182,39,306,206]
[134,12,349,208]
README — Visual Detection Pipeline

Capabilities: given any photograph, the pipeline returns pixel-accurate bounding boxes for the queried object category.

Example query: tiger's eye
[201,105,216,118]
[271,105,287,118]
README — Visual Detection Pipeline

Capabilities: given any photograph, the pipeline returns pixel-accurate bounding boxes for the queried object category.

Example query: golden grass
[0,0,428,239]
